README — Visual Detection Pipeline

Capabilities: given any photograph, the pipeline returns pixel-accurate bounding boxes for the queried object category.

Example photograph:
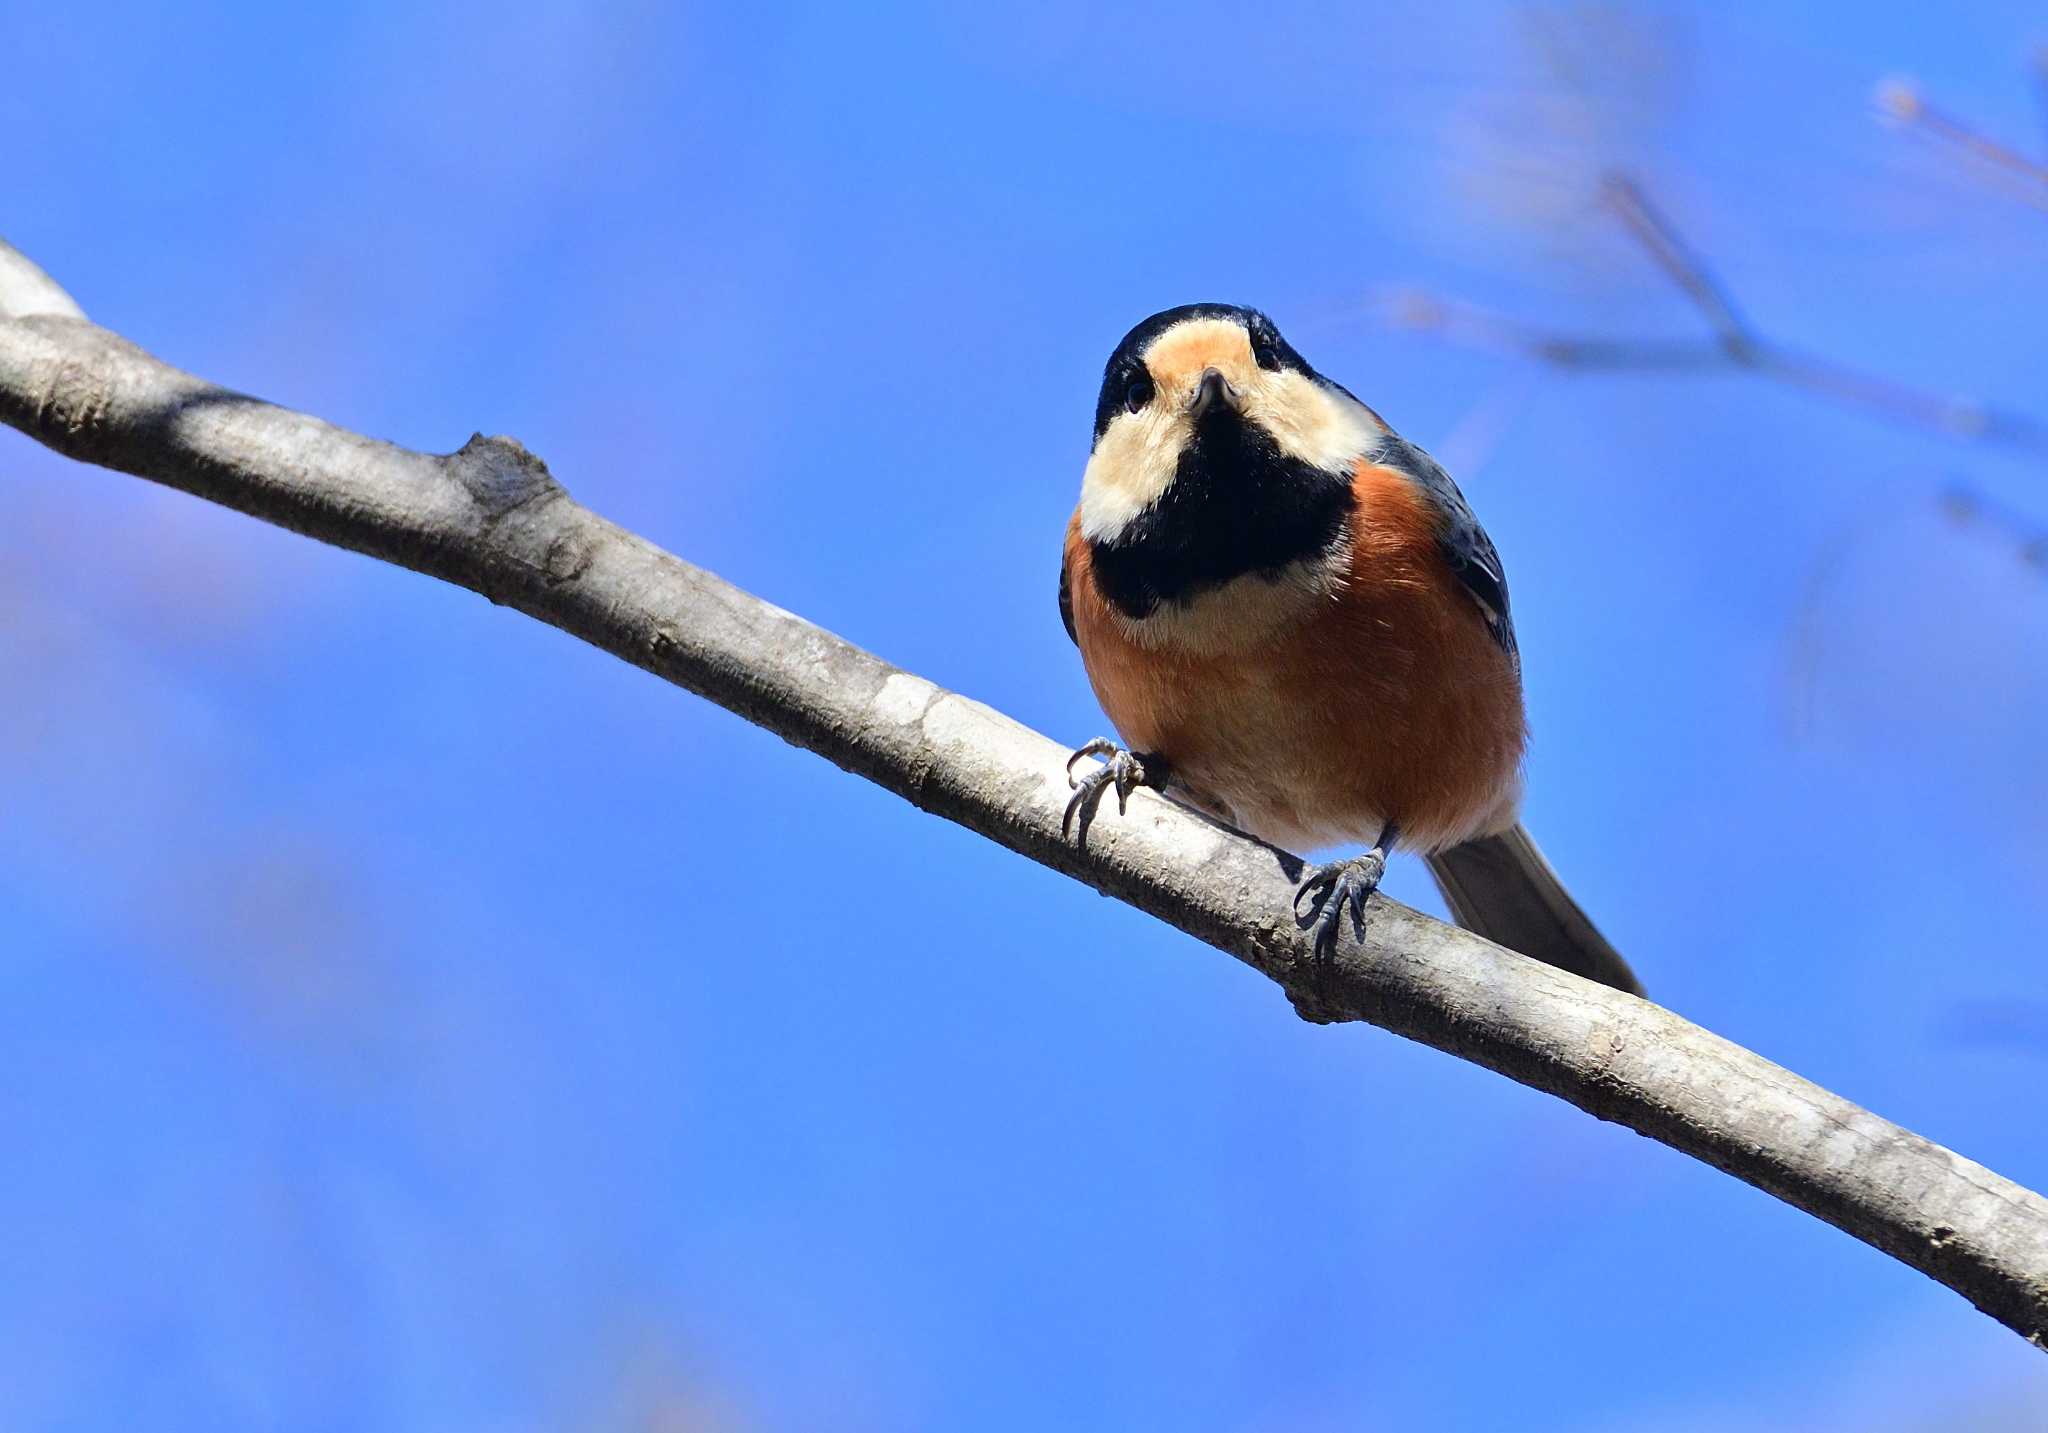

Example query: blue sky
[6,2,2048,1428]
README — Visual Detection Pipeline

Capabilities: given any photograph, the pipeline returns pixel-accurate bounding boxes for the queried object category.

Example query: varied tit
[1059,303,1640,993]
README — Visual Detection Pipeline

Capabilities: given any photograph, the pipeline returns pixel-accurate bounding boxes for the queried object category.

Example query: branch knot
[33,352,113,442]
[445,433,565,521]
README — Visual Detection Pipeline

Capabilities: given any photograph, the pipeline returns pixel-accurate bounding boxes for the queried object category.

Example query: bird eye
[1248,317,1289,372]
[1124,374,1154,413]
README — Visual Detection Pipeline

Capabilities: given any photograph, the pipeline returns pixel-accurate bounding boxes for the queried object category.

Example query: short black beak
[1188,367,1240,419]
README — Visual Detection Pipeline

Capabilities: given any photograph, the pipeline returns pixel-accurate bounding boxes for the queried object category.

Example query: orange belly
[1065,463,1526,853]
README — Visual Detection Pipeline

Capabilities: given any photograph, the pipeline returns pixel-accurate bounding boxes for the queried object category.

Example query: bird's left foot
[1063,738,1168,841]
[1294,834,1396,962]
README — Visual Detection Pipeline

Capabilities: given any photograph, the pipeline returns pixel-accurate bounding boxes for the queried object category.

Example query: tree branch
[5,240,2047,1350]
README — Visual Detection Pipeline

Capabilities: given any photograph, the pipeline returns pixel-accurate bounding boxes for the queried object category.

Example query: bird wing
[1059,547,1079,646]
[1373,431,1517,661]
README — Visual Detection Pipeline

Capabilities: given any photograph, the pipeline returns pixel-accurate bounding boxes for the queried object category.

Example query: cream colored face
[1078,317,1382,544]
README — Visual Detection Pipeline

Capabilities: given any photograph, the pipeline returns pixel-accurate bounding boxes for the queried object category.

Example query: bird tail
[1424,824,1642,996]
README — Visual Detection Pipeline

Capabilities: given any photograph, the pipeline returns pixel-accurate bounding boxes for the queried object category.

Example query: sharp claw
[1292,866,1334,922]
[1112,757,1140,814]
[1066,737,1119,789]
[1292,885,1316,923]
[1312,903,1342,962]
[1064,768,1116,841]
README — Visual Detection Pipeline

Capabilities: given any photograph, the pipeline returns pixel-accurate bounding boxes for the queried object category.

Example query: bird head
[1078,304,1383,547]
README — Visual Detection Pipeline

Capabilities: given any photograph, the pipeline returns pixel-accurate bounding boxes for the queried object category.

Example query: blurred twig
[1940,483,2048,572]
[1934,1000,2048,1058]
[1785,483,2044,740]
[1876,75,2048,208]
[1386,170,2048,459]
[6,238,2048,1353]
[2034,47,2048,150]
[1601,176,1756,356]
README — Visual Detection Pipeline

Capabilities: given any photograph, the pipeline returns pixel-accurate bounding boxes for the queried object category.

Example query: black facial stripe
[1087,408,1354,620]
[1247,311,1307,372]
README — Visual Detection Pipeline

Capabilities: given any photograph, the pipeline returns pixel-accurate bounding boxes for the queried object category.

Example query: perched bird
[1059,303,1640,994]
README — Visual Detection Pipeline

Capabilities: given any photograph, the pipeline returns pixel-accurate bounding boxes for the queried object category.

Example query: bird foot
[1294,848,1389,962]
[1062,738,1166,841]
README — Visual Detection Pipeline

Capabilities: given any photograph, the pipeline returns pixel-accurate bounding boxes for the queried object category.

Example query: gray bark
[3,240,2043,1350]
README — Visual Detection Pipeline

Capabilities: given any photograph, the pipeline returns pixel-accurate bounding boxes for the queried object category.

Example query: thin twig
[1940,482,2048,571]
[1381,290,1728,372]
[1382,171,2048,460]
[1599,174,1757,356]
[1783,483,2044,742]
[1759,348,2048,448]
[1876,76,2048,202]
[5,240,2048,1351]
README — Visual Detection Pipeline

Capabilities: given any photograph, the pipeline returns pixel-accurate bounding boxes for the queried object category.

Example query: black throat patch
[1088,410,1354,621]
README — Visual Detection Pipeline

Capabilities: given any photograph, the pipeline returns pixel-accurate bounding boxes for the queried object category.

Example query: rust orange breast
[1065,461,1526,852]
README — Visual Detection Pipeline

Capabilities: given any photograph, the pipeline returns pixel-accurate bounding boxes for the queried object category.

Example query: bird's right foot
[1293,823,1400,963]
